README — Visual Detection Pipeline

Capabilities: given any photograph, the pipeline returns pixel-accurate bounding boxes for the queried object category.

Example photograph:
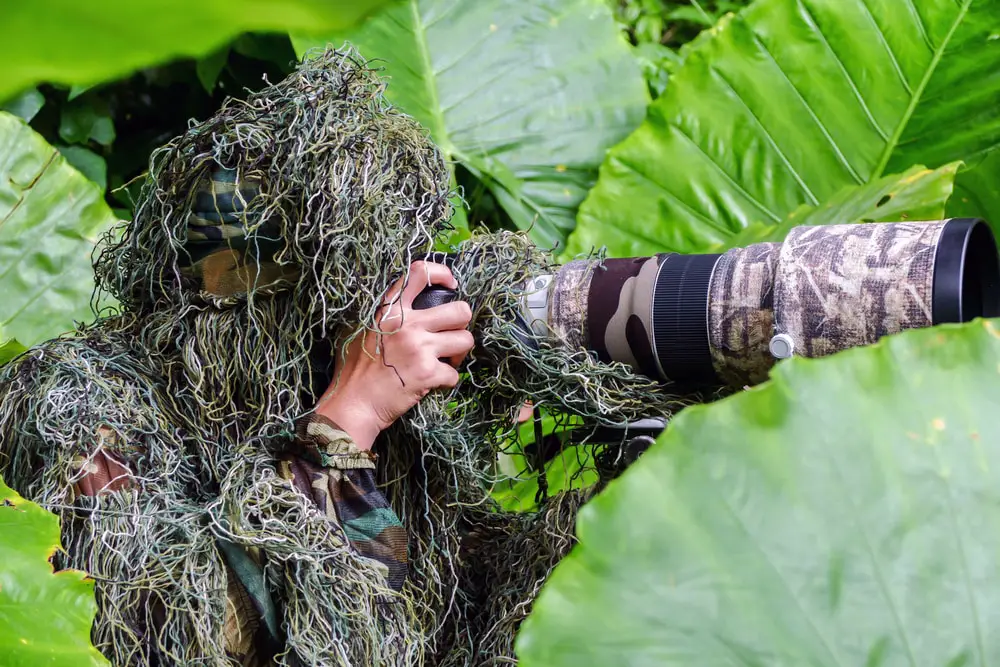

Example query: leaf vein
[705,63,820,206]
[715,487,849,667]
[902,0,936,51]
[611,154,736,236]
[872,0,972,177]
[820,433,918,667]
[926,437,987,667]
[405,0,452,153]
[747,26,864,185]
[857,0,914,95]
[794,0,889,143]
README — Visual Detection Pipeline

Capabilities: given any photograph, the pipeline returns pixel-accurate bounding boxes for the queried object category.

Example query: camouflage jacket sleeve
[277,414,408,591]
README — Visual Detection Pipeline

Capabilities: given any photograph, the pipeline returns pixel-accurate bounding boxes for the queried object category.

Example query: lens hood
[932,218,1000,324]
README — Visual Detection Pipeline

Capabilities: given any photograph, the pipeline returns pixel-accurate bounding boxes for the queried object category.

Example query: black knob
[412,286,457,310]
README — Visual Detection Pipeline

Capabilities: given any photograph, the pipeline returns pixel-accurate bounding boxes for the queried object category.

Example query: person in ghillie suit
[0,47,677,665]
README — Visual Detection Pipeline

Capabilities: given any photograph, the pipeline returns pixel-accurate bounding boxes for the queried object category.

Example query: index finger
[400,261,458,306]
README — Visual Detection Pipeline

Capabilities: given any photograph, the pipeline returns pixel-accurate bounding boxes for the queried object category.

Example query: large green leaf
[0,111,117,346]
[0,476,108,666]
[722,161,959,248]
[566,0,1000,258]
[518,318,1000,666]
[0,324,27,366]
[0,0,394,103]
[948,148,1000,227]
[293,0,649,249]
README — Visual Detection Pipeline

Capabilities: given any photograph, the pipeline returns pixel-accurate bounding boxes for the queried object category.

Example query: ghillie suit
[0,47,681,665]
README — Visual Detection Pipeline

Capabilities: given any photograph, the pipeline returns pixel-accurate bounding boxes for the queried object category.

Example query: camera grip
[412,287,457,311]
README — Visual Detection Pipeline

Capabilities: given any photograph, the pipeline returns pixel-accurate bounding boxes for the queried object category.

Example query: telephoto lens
[524,219,1000,389]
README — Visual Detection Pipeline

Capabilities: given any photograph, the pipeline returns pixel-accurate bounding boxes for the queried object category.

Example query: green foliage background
[292,0,651,249]
[519,318,1000,666]
[0,477,109,666]
[568,0,1000,258]
[3,0,1000,664]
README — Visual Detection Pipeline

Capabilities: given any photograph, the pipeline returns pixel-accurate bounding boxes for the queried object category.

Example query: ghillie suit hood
[0,47,681,665]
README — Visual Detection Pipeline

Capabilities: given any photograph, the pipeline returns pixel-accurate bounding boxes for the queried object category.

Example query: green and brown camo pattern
[555,250,777,386]
[584,256,665,380]
[550,256,667,381]
[179,168,300,299]
[555,221,946,389]
[279,414,409,592]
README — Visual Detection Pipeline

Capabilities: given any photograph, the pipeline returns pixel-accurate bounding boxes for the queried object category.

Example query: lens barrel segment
[532,219,1000,389]
[651,253,721,386]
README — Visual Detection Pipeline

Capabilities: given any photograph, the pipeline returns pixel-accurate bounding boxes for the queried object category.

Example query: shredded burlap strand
[0,46,682,665]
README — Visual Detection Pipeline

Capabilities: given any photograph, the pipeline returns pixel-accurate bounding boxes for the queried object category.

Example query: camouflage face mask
[179,167,301,297]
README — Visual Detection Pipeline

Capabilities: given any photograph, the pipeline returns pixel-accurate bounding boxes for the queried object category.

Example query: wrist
[314,392,385,451]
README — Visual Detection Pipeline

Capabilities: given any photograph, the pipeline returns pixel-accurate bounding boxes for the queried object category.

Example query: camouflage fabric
[550,223,946,387]
[553,252,782,386]
[583,256,665,380]
[707,242,781,386]
[773,222,943,358]
[222,563,269,667]
[179,168,299,297]
[547,259,595,351]
[68,410,408,663]
[186,170,409,592]
[278,415,409,591]
[185,167,266,245]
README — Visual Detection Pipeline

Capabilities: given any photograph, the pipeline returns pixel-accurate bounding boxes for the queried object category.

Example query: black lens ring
[651,253,721,385]
[932,218,1000,324]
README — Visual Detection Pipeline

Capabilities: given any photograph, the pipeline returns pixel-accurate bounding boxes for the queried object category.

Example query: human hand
[314,261,474,450]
